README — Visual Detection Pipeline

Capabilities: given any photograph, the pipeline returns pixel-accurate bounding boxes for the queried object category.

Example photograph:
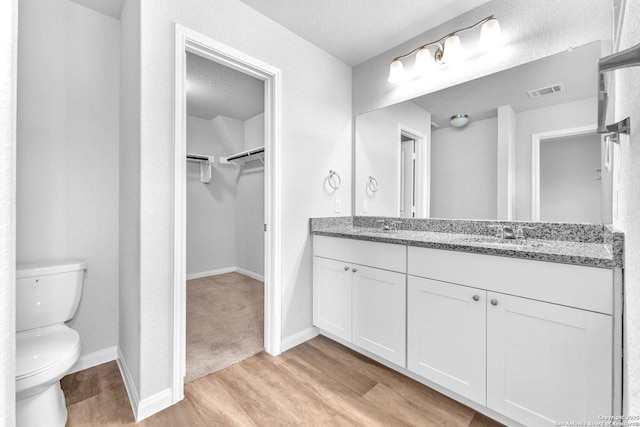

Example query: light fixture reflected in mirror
[387,15,503,83]
[450,114,470,128]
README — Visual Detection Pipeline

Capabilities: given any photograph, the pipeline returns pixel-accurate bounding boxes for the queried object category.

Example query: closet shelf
[220,146,264,165]
[186,152,215,184]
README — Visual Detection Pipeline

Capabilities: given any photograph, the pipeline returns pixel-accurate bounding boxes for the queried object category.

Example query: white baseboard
[186,267,235,280]
[187,266,264,282]
[68,345,117,374]
[116,347,175,422]
[137,388,173,422]
[116,347,140,421]
[281,326,319,352]
[235,267,264,282]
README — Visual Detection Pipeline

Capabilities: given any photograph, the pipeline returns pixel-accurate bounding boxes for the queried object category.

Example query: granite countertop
[311,224,623,269]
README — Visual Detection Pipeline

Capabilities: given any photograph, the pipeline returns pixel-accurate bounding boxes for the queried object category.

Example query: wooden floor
[62,335,504,426]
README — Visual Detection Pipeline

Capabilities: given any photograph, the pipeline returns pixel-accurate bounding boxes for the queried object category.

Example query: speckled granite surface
[310,217,624,268]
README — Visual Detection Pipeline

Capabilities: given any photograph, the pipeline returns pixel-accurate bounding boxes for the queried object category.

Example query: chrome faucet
[376,219,402,231]
[376,219,391,231]
[389,220,403,231]
[502,226,516,239]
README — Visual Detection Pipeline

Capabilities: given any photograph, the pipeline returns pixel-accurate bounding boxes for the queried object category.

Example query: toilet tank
[16,260,87,332]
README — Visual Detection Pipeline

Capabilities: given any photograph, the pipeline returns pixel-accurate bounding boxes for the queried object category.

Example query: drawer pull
[344,266,350,271]
[352,268,358,273]
[473,295,480,302]
[491,299,499,306]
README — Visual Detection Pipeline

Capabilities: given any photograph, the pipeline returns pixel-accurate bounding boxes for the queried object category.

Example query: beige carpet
[186,272,264,382]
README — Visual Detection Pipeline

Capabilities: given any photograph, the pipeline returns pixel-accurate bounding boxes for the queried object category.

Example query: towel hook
[328,170,342,190]
[368,176,379,193]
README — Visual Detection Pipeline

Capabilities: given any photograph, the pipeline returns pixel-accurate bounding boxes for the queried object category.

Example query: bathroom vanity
[311,217,623,427]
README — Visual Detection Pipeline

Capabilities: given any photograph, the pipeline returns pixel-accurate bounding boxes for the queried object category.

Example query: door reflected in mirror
[354,41,612,224]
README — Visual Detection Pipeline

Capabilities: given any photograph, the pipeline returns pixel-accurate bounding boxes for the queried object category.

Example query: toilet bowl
[15,260,86,427]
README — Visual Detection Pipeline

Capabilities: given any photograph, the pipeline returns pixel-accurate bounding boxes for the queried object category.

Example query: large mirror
[354,41,613,223]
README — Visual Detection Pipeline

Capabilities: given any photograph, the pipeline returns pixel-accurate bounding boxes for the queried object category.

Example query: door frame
[530,125,597,221]
[173,23,282,402]
[397,125,430,218]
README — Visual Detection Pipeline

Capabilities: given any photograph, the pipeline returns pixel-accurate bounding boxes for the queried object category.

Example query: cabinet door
[407,276,487,405]
[353,265,406,367]
[487,292,612,426]
[313,257,352,341]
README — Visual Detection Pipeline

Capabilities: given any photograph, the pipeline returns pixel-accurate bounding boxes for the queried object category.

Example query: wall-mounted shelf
[220,146,264,166]
[187,153,215,183]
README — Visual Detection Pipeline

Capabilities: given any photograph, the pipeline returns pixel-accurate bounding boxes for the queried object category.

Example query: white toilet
[15,260,86,427]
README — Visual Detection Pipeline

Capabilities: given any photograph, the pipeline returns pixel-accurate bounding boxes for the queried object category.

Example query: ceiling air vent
[527,83,566,98]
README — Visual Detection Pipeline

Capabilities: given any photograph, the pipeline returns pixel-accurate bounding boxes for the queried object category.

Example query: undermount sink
[458,235,551,248]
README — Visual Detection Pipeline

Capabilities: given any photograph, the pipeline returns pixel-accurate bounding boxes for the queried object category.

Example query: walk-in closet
[184,52,265,382]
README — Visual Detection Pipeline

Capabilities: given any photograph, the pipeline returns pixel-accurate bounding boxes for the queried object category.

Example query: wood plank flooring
[61,335,504,426]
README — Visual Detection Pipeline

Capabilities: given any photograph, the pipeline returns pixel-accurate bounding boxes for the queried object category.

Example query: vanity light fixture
[450,114,470,128]
[388,15,502,83]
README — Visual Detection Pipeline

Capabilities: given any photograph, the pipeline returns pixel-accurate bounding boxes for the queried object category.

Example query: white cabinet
[407,276,487,405]
[353,265,406,366]
[313,257,352,341]
[407,246,616,427]
[486,292,612,426]
[313,236,407,367]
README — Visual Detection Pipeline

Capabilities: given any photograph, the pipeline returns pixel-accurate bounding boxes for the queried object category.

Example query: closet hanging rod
[226,146,264,162]
[186,153,214,162]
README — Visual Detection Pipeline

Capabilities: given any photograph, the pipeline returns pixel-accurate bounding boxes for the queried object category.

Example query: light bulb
[479,18,502,51]
[388,59,406,83]
[414,47,435,75]
[442,35,464,64]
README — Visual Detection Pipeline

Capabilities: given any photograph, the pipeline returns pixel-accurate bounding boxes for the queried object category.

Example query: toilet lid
[16,324,80,380]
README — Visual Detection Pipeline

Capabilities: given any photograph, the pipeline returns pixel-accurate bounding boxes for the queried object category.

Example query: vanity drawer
[313,235,406,273]
[408,246,613,314]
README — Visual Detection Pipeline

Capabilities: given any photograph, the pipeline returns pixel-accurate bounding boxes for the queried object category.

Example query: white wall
[352,0,611,116]
[514,98,596,220]
[355,101,430,216]
[17,0,120,360]
[118,0,141,393]
[186,115,240,276]
[431,118,497,219]
[614,0,640,414]
[187,113,265,279]
[122,0,351,402]
[539,134,601,223]
[236,113,265,277]
[0,0,17,424]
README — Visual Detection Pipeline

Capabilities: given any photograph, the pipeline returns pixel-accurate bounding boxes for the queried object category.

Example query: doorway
[173,24,282,403]
[400,134,416,218]
[531,125,609,223]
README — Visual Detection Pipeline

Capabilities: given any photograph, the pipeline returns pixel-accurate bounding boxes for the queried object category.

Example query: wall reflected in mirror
[354,41,613,224]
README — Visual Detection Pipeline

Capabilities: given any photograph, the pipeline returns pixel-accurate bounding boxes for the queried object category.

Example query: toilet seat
[16,324,80,398]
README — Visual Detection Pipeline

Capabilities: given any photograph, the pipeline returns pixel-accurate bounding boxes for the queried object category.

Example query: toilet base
[16,381,67,427]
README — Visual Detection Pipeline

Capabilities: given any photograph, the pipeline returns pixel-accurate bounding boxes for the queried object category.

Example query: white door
[487,292,612,426]
[400,138,415,218]
[407,276,487,405]
[353,265,406,367]
[312,257,352,341]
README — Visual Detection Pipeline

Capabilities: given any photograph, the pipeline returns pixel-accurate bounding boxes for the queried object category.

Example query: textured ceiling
[68,0,124,19]
[186,53,265,121]
[411,42,600,128]
[236,0,492,66]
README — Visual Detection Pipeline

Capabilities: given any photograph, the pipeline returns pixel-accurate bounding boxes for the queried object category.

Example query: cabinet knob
[491,299,499,306]
[344,266,349,271]
[352,268,358,273]
[472,295,480,301]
